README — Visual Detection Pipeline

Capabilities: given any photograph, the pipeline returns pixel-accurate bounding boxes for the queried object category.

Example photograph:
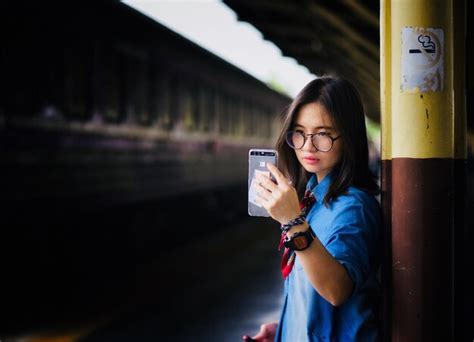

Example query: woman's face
[293,102,343,182]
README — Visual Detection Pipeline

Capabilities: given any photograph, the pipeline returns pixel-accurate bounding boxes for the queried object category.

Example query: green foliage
[365,116,380,143]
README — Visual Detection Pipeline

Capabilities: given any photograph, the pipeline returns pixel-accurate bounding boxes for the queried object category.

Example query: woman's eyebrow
[294,123,333,130]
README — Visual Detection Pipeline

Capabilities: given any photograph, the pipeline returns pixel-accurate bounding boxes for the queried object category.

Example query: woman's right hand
[243,322,278,342]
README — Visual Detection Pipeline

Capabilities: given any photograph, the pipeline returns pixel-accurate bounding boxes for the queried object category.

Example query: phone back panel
[248,149,277,217]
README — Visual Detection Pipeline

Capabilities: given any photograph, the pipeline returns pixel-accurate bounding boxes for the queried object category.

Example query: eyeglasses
[285,130,341,152]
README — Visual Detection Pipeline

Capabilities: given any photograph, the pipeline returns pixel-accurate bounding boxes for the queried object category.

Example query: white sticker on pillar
[401,27,443,92]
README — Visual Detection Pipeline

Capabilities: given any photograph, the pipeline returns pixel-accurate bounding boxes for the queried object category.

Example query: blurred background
[0,1,382,341]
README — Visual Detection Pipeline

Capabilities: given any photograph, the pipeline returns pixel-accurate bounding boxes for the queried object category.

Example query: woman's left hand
[253,163,302,225]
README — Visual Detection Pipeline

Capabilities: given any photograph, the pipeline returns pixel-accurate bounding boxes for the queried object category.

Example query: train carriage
[0,0,291,211]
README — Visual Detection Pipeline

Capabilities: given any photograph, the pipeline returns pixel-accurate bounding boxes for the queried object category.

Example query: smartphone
[248,148,278,217]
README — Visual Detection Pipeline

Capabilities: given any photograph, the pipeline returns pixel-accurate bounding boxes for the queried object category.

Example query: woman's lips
[303,156,320,165]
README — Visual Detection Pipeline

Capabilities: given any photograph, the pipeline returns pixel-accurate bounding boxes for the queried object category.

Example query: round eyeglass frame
[285,130,341,152]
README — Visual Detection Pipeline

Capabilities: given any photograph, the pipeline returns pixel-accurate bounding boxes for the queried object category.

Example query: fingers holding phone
[251,163,301,225]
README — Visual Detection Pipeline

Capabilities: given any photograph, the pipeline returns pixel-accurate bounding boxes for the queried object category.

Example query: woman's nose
[302,135,317,151]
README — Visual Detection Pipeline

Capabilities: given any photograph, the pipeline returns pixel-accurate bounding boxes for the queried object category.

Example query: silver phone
[248,148,278,217]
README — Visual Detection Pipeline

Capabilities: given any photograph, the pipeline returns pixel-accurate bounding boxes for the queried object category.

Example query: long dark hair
[275,76,379,205]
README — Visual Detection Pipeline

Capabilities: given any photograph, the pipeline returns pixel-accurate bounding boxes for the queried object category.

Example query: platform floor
[76,217,285,341]
[2,216,285,342]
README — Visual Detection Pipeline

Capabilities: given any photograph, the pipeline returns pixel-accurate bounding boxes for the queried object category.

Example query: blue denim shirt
[275,173,381,342]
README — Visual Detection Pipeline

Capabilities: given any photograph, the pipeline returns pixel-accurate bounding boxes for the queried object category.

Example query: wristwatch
[283,229,316,251]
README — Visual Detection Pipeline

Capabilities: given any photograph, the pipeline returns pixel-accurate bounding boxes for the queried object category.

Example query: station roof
[222,0,380,123]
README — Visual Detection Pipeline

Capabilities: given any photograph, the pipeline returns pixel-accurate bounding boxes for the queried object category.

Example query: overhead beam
[308,2,379,59]
[341,0,379,28]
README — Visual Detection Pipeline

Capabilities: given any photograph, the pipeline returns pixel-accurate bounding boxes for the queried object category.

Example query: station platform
[6,217,284,342]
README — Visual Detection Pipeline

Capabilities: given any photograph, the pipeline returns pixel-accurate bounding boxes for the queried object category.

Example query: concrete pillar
[380,0,466,340]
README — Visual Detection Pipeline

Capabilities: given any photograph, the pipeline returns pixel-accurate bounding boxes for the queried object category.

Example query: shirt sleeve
[323,199,379,295]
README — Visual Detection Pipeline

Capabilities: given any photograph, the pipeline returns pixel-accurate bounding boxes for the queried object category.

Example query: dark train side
[0,1,291,337]
[0,1,290,211]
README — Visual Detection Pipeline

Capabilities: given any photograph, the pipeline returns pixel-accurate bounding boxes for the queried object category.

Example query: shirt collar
[306,172,333,202]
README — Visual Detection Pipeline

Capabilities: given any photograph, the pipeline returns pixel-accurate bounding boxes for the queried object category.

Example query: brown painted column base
[382,157,465,341]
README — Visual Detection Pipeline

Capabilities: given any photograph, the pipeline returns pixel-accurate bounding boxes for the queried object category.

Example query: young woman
[244,76,381,341]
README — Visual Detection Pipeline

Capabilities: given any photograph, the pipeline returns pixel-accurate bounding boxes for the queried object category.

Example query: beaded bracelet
[280,213,306,233]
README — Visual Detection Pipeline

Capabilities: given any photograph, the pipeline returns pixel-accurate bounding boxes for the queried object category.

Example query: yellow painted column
[380,0,466,340]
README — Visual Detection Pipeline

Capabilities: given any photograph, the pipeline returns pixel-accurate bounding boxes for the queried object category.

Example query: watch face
[293,235,308,250]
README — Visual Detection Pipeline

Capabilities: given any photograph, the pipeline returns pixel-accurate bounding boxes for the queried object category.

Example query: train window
[254,106,267,138]
[195,86,204,132]
[218,94,226,134]
[230,97,241,136]
[248,104,257,137]
[217,93,226,135]
[122,51,150,126]
[219,93,232,135]
[237,99,247,137]
[192,85,201,132]
[148,64,158,126]
[265,108,274,138]
[169,74,197,131]
[179,80,195,132]
[235,99,246,137]
[6,42,64,119]
[148,61,160,126]
[257,107,267,138]
[144,63,155,127]
[198,86,214,132]
[252,106,260,137]
[260,107,271,138]
[208,88,217,133]
[267,109,273,137]
[63,45,91,120]
[38,45,64,120]
[0,49,4,116]
[268,108,277,138]
[192,82,207,131]
[153,72,172,130]
[213,91,222,134]
[241,102,251,137]
[230,99,236,136]
[228,97,237,136]
[169,75,181,130]
[96,45,121,123]
[249,103,258,137]
[2,45,39,117]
